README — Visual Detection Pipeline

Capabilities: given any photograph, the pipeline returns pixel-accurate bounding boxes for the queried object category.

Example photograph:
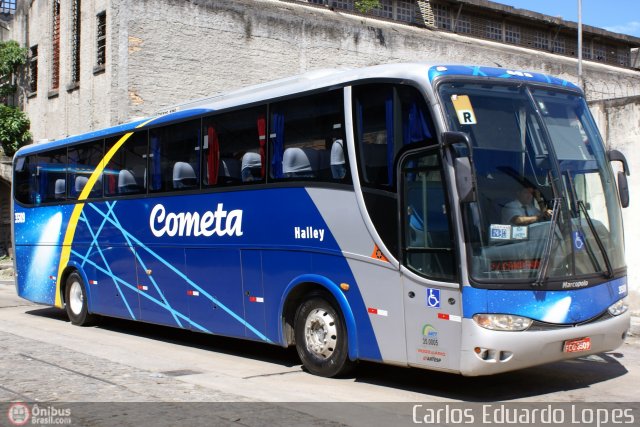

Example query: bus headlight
[608,298,628,316]
[473,314,533,331]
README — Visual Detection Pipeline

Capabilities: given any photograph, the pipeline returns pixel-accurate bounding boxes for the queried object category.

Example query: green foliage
[0,40,27,76]
[0,105,31,156]
[0,40,30,156]
[355,0,381,13]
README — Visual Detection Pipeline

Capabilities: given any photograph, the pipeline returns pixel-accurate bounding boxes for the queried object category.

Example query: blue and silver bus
[12,63,631,377]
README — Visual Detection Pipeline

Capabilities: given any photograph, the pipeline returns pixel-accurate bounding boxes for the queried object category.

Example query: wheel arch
[279,274,359,361]
[59,262,93,313]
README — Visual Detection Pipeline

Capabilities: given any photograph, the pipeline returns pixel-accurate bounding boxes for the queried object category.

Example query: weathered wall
[12,0,111,142]
[116,0,640,121]
[590,96,640,313]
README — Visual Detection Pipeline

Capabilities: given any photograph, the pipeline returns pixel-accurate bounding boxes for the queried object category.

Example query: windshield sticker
[572,231,585,251]
[489,224,511,240]
[511,226,528,240]
[451,94,477,125]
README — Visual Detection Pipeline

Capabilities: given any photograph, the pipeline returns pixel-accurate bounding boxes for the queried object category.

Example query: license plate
[563,337,591,353]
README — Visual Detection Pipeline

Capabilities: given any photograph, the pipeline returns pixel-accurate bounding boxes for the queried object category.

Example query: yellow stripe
[54,118,156,307]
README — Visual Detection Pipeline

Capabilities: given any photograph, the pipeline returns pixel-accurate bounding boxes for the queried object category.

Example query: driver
[502,184,553,226]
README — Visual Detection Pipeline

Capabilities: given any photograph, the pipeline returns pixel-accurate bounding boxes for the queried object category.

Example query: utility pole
[577,0,583,89]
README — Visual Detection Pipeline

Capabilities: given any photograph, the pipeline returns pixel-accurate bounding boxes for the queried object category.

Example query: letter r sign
[456,109,476,125]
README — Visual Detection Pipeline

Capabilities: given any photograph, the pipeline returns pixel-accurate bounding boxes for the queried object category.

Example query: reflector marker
[187,290,200,296]
[438,313,462,322]
[137,285,148,291]
[49,276,56,280]
[249,296,264,303]
[367,307,388,316]
[89,280,98,285]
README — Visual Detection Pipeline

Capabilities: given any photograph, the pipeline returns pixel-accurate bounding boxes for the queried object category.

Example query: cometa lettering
[149,203,243,237]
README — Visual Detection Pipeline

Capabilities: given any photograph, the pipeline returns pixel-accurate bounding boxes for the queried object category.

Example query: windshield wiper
[577,200,613,278]
[533,198,561,287]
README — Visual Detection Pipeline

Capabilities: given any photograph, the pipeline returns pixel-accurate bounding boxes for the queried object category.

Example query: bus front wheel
[65,272,94,326]
[294,296,353,377]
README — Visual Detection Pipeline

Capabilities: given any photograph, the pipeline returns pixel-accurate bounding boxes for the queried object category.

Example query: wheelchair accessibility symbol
[572,231,585,251]
[426,288,441,309]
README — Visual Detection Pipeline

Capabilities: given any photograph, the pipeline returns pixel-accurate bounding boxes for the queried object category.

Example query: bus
[12,63,631,377]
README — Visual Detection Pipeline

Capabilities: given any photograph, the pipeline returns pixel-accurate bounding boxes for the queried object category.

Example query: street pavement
[1,275,640,426]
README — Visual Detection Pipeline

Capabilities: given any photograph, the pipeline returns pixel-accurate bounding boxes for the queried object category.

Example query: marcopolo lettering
[149,203,243,237]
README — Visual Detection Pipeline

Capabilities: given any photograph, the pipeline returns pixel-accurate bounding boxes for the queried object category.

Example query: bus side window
[270,89,348,183]
[104,131,148,197]
[14,155,38,205]
[353,84,435,188]
[67,140,104,200]
[149,120,200,193]
[202,106,267,187]
[37,148,68,203]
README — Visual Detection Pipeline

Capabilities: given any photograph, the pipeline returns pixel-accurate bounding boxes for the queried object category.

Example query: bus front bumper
[459,311,630,376]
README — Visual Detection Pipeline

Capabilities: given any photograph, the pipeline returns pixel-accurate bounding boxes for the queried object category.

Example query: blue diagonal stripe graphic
[105,203,183,328]
[71,248,210,333]
[86,203,271,343]
[79,209,136,320]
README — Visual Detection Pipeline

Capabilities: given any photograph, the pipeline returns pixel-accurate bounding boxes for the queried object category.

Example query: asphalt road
[1,280,639,426]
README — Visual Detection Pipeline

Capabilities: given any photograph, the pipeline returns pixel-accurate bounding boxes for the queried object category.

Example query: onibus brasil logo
[7,403,30,426]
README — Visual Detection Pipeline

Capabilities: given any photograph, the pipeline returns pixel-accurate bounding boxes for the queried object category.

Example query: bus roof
[16,63,581,157]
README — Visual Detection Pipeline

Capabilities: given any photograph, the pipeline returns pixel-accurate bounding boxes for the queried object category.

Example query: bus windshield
[439,82,625,287]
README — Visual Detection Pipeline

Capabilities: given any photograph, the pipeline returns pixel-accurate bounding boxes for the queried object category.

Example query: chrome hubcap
[304,308,338,359]
[69,281,83,315]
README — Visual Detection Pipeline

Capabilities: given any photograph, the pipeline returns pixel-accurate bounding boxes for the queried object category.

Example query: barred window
[486,21,502,41]
[433,4,451,30]
[454,15,471,33]
[371,0,393,19]
[594,44,606,61]
[0,0,16,15]
[534,31,549,50]
[395,0,414,22]
[331,0,354,11]
[553,39,565,54]
[582,44,592,60]
[96,12,106,68]
[51,0,61,90]
[29,46,38,94]
[505,25,520,44]
[70,0,81,85]
[617,49,630,67]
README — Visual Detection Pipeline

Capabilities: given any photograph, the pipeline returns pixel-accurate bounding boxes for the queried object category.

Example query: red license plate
[563,337,591,353]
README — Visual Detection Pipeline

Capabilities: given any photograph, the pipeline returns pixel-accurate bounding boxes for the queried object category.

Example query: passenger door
[399,148,462,371]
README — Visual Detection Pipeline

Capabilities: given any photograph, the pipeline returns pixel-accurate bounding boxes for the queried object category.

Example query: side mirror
[607,149,630,208]
[617,171,629,208]
[442,131,476,203]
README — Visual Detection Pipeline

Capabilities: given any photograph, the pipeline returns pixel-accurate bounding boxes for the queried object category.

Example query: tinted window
[353,84,435,188]
[13,155,38,205]
[270,90,348,182]
[68,140,104,199]
[202,107,267,186]
[149,120,200,192]
[37,149,68,203]
[104,131,148,196]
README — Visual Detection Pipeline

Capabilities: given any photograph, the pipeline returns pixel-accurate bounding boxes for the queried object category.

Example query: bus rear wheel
[294,296,353,377]
[65,272,94,326]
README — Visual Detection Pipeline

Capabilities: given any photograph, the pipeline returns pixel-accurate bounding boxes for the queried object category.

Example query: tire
[294,296,354,377]
[65,272,94,326]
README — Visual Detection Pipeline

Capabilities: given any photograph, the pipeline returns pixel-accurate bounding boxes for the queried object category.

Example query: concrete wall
[13,0,111,142]
[590,97,640,314]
